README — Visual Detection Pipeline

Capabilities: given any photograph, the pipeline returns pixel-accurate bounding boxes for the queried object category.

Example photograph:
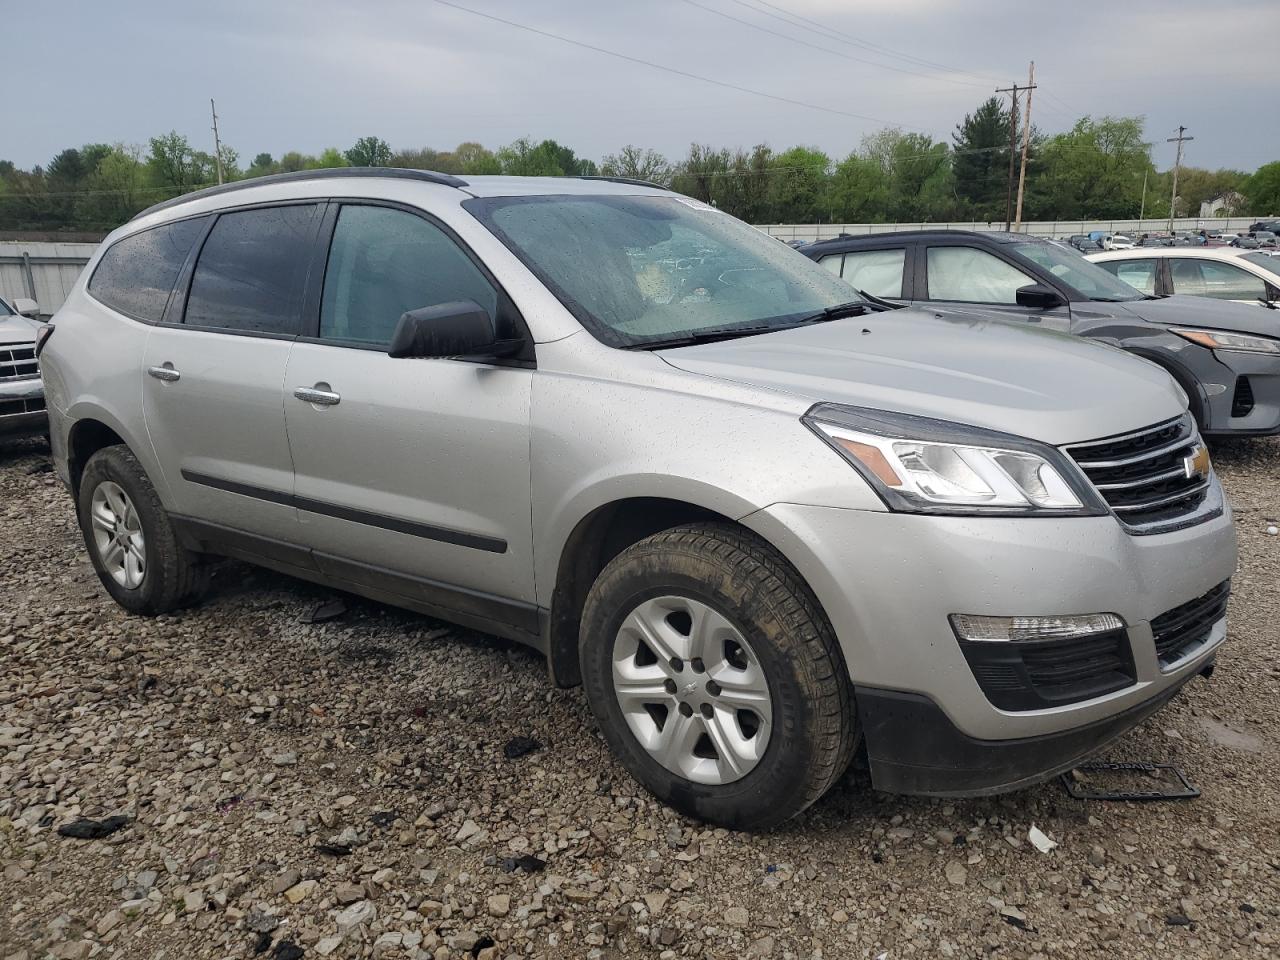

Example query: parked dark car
[0,294,48,439]
[1232,236,1262,249]
[1248,220,1280,235]
[800,230,1280,437]
[1068,234,1100,252]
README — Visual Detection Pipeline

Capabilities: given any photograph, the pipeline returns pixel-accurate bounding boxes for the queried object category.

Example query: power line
[429,0,927,131]
[727,0,1006,86]
[680,0,990,88]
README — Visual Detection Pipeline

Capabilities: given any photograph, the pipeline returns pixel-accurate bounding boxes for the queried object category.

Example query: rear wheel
[77,445,209,615]
[579,523,857,830]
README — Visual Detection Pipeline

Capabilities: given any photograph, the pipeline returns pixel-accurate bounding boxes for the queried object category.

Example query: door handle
[294,384,341,406]
[147,364,181,382]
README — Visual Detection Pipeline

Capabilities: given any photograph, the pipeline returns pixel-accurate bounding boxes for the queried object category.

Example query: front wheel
[579,523,857,830]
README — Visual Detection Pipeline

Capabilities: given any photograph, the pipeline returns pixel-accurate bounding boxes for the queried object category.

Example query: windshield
[1242,253,1280,280]
[0,298,11,317]
[464,194,860,347]
[1009,241,1144,301]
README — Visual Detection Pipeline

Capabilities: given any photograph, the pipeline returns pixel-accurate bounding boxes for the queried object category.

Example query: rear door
[917,242,1072,333]
[1168,257,1271,304]
[282,201,537,628]
[1093,257,1164,296]
[820,246,911,303]
[142,202,323,548]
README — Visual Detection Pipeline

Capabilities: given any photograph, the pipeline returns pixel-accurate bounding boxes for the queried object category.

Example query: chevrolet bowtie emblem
[1183,444,1211,480]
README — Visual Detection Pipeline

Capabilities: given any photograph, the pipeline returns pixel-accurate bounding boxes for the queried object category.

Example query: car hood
[0,314,40,347]
[1092,295,1279,335]
[659,308,1185,446]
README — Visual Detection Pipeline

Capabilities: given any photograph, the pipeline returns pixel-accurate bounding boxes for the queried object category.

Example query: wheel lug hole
[663,679,677,695]
[699,702,713,719]
[705,680,721,696]
[669,657,684,673]
[678,702,693,718]
[690,658,705,673]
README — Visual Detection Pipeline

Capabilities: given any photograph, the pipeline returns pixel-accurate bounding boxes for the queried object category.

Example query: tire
[579,522,857,830]
[77,445,209,615]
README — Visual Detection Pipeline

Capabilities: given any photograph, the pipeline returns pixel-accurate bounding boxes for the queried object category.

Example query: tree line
[2,97,1277,234]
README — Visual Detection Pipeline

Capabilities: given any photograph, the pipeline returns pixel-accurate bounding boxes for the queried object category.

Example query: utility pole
[995,81,1024,231]
[210,99,225,185]
[1166,125,1193,233]
[1012,61,1036,231]
[1139,169,1148,222]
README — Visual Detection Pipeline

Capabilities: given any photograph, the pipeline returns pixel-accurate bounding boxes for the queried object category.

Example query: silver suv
[40,170,1237,829]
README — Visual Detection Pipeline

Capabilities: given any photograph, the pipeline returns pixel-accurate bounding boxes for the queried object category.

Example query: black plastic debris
[57,815,129,839]
[272,941,304,960]
[1002,914,1032,931]
[1061,761,1200,801]
[1240,903,1258,914]
[303,599,348,624]
[368,810,398,830]
[315,843,352,857]
[500,854,546,874]
[470,936,496,957]
[503,736,542,760]
[1166,914,1193,926]
[253,932,272,954]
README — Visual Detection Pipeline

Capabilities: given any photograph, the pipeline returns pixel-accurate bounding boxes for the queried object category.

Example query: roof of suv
[133,168,669,221]
[802,229,1029,253]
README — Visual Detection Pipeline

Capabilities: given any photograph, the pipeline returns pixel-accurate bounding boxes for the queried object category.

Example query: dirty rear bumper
[855,662,1210,796]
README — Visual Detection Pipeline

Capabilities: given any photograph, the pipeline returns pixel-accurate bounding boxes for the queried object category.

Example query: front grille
[959,628,1136,712]
[1066,415,1209,532]
[0,346,38,382]
[1150,580,1229,668]
[1231,376,1254,418]
[0,396,45,418]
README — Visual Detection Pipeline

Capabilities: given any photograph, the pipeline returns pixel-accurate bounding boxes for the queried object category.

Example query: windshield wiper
[854,289,906,310]
[628,301,869,351]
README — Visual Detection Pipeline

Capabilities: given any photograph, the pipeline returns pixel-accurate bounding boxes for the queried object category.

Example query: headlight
[1173,328,1280,354]
[804,404,1106,516]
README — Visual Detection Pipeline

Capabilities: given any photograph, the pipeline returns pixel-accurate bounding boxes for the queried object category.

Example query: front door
[917,244,1072,333]
[282,203,536,629]
[142,202,323,546]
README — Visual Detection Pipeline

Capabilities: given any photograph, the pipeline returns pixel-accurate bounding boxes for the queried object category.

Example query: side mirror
[1015,284,1065,310]
[387,300,523,360]
[12,297,39,318]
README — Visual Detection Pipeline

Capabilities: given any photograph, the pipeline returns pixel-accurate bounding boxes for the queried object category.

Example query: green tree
[1171,167,1249,217]
[247,153,277,178]
[75,145,148,228]
[765,146,830,222]
[859,129,955,221]
[305,148,350,170]
[344,136,392,167]
[600,145,671,184]
[828,152,891,222]
[497,137,566,176]
[1026,116,1153,220]
[1242,162,1280,215]
[670,143,732,208]
[952,96,1013,220]
[453,141,501,175]
[146,132,212,195]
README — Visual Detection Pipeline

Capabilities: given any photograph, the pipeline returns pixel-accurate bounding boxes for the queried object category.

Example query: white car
[1088,247,1280,306]
[1108,234,1135,250]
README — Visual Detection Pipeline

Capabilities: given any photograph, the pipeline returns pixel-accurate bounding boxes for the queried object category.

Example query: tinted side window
[1097,258,1158,295]
[88,217,207,321]
[926,246,1035,304]
[319,205,497,347]
[184,205,320,335]
[840,249,906,298]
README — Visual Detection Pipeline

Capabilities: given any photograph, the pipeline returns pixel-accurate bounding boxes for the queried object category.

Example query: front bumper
[0,376,47,437]
[742,485,1236,763]
[855,664,1209,796]
[1202,348,1280,436]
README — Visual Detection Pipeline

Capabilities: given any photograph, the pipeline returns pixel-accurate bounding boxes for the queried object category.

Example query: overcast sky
[8,0,1277,172]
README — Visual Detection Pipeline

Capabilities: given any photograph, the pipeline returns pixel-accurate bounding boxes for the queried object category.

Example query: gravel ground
[1,436,1278,960]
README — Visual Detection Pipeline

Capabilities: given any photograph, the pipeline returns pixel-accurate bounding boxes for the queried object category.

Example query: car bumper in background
[1203,348,1280,436]
[0,377,47,437]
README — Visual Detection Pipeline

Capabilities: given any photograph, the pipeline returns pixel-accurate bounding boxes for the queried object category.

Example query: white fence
[759,217,1260,243]
[0,241,99,317]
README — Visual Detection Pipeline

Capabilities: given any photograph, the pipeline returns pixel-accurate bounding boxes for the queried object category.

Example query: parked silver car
[1,294,48,438]
[40,171,1237,828]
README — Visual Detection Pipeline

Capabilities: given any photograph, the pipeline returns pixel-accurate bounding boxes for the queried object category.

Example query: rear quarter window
[88,217,208,322]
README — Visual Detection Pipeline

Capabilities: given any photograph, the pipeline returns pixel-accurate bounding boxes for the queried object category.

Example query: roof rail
[131,167,469,221]
[577,175,669,191]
